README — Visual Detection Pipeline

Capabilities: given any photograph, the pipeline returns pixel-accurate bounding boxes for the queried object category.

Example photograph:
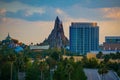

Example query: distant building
[105,36,120,43]
[2,33,13,45]
[87,53,96,59]
[1,33,24,52]
[90,51,119,54]
[62,55,83,62]
[101,36,120,51]
[30,45,49,51]
[70,22,99,55]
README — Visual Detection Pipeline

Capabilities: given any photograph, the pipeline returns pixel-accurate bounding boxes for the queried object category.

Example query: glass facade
[105,36,120,43]
[70,23,99,55]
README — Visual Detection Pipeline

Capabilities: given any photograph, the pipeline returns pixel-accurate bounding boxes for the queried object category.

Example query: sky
[0,0,120,45]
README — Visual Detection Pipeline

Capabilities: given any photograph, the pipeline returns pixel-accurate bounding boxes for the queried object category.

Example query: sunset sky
[0,0,120,45]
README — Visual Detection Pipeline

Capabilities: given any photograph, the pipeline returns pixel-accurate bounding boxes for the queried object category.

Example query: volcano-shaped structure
[40,16,69,48]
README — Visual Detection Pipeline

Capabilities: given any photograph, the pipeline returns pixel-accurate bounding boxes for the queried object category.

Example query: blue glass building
[105,36,120,43]
[70,22,99,55]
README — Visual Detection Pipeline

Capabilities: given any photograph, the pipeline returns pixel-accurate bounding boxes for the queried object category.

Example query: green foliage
[97,52,120,60]
[49,49,62,61]
[1,62,11,80]
[117,69,120,77]
[53,62,67,80]
[53,59,87,80]
[98,62,108,80]
[98,62,109,80]
[96,51,103,59]
[104,54,110,63]
[0,45,120,80]
[82,57,98,68]
[25,64,40,80]
[106,52,120,60]
[71,62,87,80]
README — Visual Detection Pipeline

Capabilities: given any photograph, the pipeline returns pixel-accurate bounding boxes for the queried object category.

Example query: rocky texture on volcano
[40,16,69,48]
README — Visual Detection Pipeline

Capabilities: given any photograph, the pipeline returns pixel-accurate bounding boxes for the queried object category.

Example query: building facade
[101,36,120,51]
[70,22,99,55]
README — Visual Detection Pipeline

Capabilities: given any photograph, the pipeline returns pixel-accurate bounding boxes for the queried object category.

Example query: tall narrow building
[70,22,99,55]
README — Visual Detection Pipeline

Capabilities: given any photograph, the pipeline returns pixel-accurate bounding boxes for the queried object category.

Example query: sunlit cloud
[0,8,6,15]
[24,8,45,16]
[101,7,120,20]
[0,18,54,44]
[0,0,120,44]
[56,8,64,15]
[0,17,7,23]
[0,1,45,15]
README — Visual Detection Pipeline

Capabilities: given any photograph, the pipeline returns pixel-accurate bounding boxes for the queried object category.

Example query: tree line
[0,46,87,80]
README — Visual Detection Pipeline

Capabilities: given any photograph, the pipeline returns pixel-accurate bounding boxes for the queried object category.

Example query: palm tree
[66,63,74,80]
[96,51,103,59]
[98,63,108,80]
[15,53,27,80]
[39,61,48,80]
[7,53,16,80]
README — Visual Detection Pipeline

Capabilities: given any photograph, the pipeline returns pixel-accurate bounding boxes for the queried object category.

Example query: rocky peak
[40,16,69,48]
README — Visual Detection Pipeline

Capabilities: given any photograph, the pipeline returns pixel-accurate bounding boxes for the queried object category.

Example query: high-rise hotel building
[70,22,99,55]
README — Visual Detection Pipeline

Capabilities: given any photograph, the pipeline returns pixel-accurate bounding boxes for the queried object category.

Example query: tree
[117,68,120,77]
[72,62,87,80]
[7,53,16,80]
[39,61,48,80]
[25,62,39,80]
[96,51,103,59]
[65,63,74,80]
[110,53,116,59]
[15,53,25,72]
[1,62,11,80]
[49,49,62,62]
[98,62,108,80]
[46,57,57,70]
[104,54,110,63]
[82,57,98,68]
[116,52,120,63]
[53,62,66,80]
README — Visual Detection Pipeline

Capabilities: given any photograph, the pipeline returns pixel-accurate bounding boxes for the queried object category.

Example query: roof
[15,46,24,52]
[30,45,49,50]
[71,22,97,27]
[6,33,12,40]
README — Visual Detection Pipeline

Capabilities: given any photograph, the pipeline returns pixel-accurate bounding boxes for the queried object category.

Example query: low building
[86,53,96,59]
[90,50,119,54]
[101,36,120,51]
[30,45,49,51]
[62,55,83,62]
[1,33,24,52]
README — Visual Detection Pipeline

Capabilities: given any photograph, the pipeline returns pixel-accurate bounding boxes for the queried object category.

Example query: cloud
[0,0,79,8]
[55,8,71,21]
[0,18,54,44]
[23,8,45,16]
[0,17,119,44]
[98,21,120,43]
[75,0,120,8]
[0,0,120,8]
[63,5,104,21]
[0,17,7,23]
[5,10,44,21]
[101,7,120,20]
[0,0,120,22]
[0,8,6,16]
[56,8,64,15]
[0,1,45,14]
